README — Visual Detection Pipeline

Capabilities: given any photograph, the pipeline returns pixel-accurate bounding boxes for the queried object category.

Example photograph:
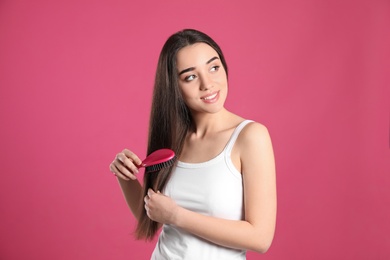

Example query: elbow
[249,234,274,254]
[251,241,272,254]
[248,222,276,253]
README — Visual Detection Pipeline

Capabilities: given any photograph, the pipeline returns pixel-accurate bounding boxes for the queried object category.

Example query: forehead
[176,43,219,69]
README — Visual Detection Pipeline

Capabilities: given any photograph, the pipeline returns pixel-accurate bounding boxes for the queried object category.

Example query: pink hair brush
[138,148,176,172]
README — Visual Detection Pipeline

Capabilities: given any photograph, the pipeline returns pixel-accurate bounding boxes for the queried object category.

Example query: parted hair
[135,28,228,240]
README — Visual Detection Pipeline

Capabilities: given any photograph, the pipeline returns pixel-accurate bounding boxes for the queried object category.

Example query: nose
[199,74,213,91]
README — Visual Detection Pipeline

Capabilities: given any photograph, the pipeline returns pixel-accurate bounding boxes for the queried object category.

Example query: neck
[189,108,232,137]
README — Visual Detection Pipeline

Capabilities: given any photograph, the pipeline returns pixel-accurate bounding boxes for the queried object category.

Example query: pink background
[0,0,389,259]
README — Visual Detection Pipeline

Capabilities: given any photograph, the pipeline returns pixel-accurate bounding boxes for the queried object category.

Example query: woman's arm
[110,149,144,221]
[117,178,143,221]
[145,123,277,253]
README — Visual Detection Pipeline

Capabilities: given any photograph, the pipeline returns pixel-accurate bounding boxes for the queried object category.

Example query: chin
[203,103,226,114]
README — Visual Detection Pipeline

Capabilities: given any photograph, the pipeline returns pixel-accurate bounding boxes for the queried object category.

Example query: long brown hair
[135,29,228,240]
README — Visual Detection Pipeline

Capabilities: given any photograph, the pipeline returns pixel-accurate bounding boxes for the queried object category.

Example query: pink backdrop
[0,0,389,259]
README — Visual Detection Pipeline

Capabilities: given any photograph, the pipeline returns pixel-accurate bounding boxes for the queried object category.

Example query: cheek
[179,88,190,99]
[215,72,228,85]
[217,79,228,93]
[178,88,196,106]
[179,84,198,98]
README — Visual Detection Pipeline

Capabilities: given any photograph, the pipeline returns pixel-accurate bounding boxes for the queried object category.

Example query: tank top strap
[223,120,254,156]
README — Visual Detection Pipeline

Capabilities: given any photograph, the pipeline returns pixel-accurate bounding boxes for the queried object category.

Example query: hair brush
[137,148,176,172]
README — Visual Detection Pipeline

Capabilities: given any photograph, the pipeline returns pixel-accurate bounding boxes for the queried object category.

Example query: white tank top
[151,120,253,260]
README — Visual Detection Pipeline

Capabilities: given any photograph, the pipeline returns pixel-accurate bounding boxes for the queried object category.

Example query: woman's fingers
[122,149,142,166]
[119,154,140,176]
[111,160,135,180]
[143,190,178,224]
[109,149,142,180]
[147,188,155,197]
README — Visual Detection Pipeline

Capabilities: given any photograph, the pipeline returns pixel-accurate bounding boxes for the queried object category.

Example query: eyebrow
[178,56,220,75]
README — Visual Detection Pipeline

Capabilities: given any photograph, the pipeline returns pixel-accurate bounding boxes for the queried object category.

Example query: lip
[201,91,220,103]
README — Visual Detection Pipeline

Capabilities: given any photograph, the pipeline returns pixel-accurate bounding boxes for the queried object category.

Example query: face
[176,43,228,115]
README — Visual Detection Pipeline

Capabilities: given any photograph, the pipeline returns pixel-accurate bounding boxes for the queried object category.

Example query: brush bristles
[145,157,176,173]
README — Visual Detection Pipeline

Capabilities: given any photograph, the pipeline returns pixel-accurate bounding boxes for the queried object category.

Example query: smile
[201,91,220,103]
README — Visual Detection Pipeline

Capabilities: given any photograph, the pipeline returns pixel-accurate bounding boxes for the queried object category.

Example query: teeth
[203,93,217,100]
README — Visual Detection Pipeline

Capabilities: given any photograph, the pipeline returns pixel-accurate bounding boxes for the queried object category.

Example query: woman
[109,29,276,259]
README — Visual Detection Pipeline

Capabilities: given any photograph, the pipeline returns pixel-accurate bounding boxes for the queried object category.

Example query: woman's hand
[144,189,180,225]
[109,149,142,181]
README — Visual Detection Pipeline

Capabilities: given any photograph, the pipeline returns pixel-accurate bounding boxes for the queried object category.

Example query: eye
[184,74,196,82]
[210,65,220,72]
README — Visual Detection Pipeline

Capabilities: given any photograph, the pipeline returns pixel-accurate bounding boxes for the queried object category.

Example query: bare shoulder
[235,121,274,165]
[238,121,271,146]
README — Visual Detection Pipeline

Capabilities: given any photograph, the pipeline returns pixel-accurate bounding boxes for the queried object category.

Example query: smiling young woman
[177,43,228,116]
[109,29,277,260]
